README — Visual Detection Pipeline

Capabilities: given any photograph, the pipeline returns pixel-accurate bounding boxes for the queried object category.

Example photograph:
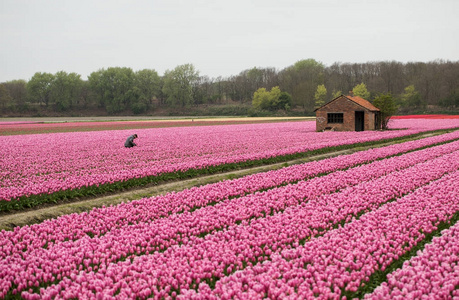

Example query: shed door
[355,111,364,131]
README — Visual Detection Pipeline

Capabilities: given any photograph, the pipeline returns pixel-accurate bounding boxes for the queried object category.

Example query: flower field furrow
[15,149,459,299]
[1,140,458,298]
[196,171,459,300]
[1,120,458,202]
[2,131,458,262]
[366,222,459,299]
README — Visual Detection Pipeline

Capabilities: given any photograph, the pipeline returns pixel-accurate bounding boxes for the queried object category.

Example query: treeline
[0,59,458,116]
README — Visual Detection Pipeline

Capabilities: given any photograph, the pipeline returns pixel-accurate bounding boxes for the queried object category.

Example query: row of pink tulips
[2,120,458,202]
[192,170,459,299]
[2,131,458,260]
[1,135,458,297]
[386,118,459,131]
[366,221,459,299]
[13,147,458,299]
[3,139,457,298]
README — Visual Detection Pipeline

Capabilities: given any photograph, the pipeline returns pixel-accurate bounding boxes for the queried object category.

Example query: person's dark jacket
[124,135,137,148]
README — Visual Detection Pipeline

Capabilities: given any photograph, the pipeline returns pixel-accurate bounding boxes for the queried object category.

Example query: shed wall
[315,97,377,131]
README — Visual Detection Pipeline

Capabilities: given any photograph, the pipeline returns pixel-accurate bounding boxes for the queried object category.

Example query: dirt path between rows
[0,132,442,231]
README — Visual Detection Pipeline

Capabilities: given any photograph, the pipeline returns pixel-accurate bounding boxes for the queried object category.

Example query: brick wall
[315,96,377,132]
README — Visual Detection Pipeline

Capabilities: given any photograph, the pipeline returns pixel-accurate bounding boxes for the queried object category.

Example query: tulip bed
[0,131,456,282]
[392,114,459,119]
[1,133,458,299]
[0,119,300,136]
[366,221,459,299]
[196,170,458,299]
[1,119,459,212]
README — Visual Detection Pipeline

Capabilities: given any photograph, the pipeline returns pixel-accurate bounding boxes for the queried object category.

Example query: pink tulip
[1,120,458,202]
[1,122,459,299]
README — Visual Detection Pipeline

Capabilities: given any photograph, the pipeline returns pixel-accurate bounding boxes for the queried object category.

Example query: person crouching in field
[124,134,138,148]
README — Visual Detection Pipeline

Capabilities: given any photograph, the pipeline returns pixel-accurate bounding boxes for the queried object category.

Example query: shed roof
[315,95,380,112]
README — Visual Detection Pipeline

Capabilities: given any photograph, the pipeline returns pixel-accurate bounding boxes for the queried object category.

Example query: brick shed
[314,94,380,132]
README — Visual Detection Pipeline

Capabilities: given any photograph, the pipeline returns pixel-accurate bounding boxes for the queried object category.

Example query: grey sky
[1,0,458,82]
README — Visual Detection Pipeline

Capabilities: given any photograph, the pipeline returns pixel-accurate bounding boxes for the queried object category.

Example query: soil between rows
[0,132,441,231]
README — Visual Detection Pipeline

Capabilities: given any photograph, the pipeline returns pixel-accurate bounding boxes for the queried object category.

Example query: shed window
[327,113,343,123]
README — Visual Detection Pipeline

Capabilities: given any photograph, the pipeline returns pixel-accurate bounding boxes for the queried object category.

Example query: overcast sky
[1,0,458,82]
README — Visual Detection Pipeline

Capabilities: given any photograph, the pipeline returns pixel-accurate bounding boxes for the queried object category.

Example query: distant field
[2,114,458,135]
[392,114,459,119]
[0,116,312,135]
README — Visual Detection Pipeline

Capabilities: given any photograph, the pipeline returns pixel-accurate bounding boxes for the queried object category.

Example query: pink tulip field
[0,119,298,136]
[1,130,457,248]
[194,170,458,299]
[0,117,458,299]
[1,119,458,211]
[366,220,459,299]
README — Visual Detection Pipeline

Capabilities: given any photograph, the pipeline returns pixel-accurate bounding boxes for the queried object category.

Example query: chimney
[349,91,354,97]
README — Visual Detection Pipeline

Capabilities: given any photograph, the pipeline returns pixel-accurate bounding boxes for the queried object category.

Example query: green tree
[228,67,278,103]
[331,90,342,99]
[50,71,83,111]
[314,84,327,108]
[78,80,92,108]
[439,89,459,110]
[0,84,12,111]
[252,87,270,110]
[247,68,264,91]
[162,64,200,107]
[87,69,106,108]
[267,86,281,110]
[27,72,55,106]
[191,76,215,106]
[352,83,370,99]
[373,93,399,130]
[106,67,136,113]
[400,85,423,109]
[252,86,289,111]
[279,58,325,111]
[3,80,27,111]
[134,69,160,103]
[278,91,292,110]
[131,69,160,113]
[88,67,136,113]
